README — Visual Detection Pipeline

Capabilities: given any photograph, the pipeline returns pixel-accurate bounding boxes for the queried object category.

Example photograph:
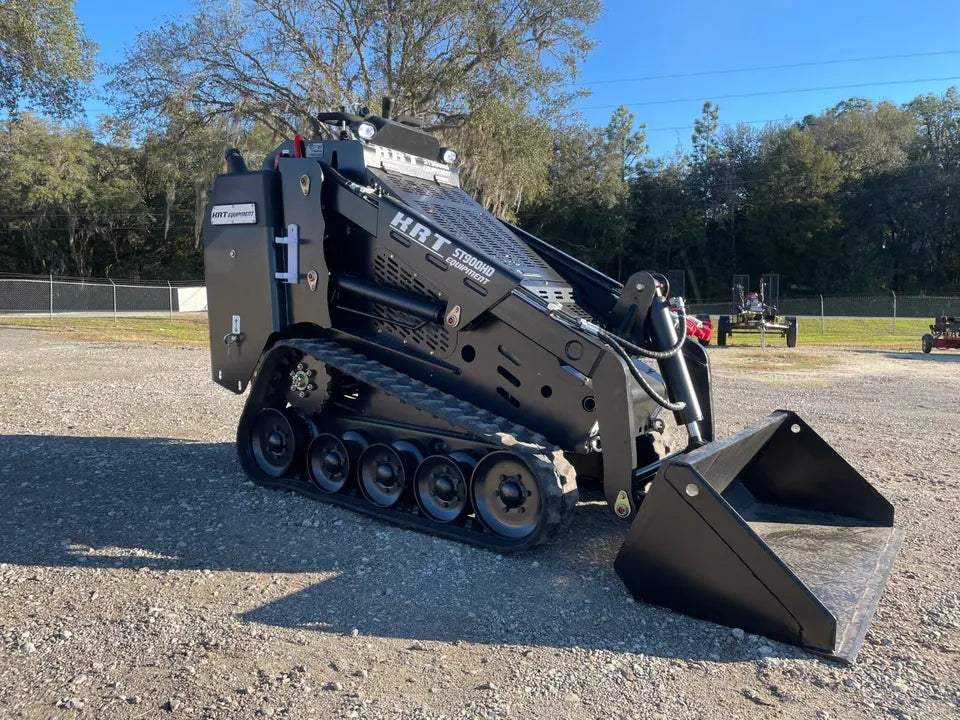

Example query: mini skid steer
[202,103,902,660]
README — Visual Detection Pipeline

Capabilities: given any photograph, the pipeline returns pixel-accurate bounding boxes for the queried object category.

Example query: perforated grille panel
[372,252,451,355]
[529,284,595,320]
[531,284,577,304]
[376,171,554,277]
[386,173,473,205]
[375,169,598,322]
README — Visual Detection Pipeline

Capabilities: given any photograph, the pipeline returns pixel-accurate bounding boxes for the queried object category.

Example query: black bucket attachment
[615,410,903,661]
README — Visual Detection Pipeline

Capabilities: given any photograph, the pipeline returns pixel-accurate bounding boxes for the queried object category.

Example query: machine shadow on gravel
[855,349,960,363]
[0,434,798,663]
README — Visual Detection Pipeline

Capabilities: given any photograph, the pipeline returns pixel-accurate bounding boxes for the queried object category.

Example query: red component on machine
[685,313,714,345]
[669,299,714,346]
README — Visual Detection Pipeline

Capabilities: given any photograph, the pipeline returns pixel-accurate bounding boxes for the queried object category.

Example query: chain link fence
[687,292,960,339]
[4,273,959,340]
[0,274,206,317]
[688,293,960,319]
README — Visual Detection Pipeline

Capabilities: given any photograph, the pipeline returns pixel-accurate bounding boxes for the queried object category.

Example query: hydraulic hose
[560,298,688,362]
[596,310,686,361]
[602,329,687,412]
[550,304,688,412]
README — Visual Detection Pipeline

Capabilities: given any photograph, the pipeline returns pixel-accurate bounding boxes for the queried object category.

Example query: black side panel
[277,158,330,328]
[203,170,284,393]
[681,341,714,442]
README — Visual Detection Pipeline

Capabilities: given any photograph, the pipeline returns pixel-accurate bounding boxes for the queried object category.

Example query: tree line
[2,1,960,297]
[525,93,960,297]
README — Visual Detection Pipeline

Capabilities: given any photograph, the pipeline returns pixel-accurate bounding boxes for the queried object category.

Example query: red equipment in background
[922,316,960,353]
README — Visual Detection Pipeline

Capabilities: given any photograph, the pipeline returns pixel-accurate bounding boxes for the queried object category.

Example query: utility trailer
[201,101,901,660]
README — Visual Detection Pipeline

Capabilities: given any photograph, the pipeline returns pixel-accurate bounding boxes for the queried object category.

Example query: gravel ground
[0,329,958,719]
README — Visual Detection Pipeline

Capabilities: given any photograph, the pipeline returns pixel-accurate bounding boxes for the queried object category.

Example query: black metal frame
[200,113,900,660]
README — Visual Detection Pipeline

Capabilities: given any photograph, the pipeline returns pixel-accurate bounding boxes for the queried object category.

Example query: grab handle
[275,224,299,284]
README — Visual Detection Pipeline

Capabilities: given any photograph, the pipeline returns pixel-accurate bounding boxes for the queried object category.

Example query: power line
[565,50,960,88]
[643,117,800,134]
[576,76,960,111]
[77,51,960,117]
[84,74,960,122]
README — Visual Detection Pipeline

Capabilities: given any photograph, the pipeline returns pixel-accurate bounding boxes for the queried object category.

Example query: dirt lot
[0,329,958,719]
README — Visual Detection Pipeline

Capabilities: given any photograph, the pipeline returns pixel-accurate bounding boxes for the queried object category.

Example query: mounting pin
[445,305,462,328]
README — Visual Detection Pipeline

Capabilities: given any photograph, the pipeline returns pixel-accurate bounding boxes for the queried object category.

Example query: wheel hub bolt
[323,451,343,474]
[376,463,396,487]
[499,479,524,508]
[433,473,457,502]
[267,432,285,454]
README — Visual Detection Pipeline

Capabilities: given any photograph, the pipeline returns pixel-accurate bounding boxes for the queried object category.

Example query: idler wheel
[414,452,476,523]
[471,451,542,538]
[249,408,306,478]
[358,440,422,507]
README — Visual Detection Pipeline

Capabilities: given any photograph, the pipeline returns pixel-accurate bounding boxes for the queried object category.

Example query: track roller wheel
[359,441,422,507]
[415,452,476,523]
[248,407,308,478]
[307,433,351,493]
[471,451,542,539]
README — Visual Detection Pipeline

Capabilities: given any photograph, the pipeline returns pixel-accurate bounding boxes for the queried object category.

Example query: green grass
[703,316,930,350]
[0,314,208,347]
[0,313,934,352]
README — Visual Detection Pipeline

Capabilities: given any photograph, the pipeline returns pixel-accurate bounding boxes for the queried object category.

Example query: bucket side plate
[614,411,902,661]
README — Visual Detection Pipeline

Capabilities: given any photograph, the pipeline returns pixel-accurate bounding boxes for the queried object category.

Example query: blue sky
[77,0,960,157]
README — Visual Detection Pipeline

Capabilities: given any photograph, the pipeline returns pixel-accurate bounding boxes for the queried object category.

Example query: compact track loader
[202,103,902,660]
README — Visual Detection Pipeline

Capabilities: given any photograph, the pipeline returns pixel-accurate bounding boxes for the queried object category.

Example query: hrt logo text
[390,212,451,254]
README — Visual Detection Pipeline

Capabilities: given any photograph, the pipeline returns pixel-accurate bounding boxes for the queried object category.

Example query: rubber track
[241,337,579,552]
